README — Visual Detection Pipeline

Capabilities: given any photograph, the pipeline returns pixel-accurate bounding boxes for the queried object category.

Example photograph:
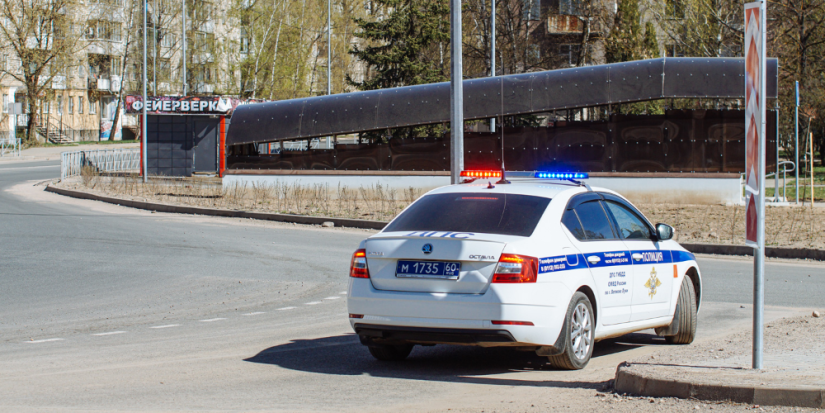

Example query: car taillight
[491,320,534,326]
[492,254,538,283]
[349,249,370,278]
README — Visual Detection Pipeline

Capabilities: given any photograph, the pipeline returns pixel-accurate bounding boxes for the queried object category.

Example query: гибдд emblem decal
[644,268,662,298]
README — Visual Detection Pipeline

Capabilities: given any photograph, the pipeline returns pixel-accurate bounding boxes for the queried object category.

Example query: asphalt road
[1,160,823,412]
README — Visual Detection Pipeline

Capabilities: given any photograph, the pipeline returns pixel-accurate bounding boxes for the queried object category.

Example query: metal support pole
[327,0,332,96]
[811,132,815,207]
[143,0,149,183]
[153,0,157,96]
[490,0,496,133]
[449,0,464,184]
[775,108,779,201]
[754,6,766,371]
[182,0,187,96]
[795,81,800,204]
[327,0,332,149]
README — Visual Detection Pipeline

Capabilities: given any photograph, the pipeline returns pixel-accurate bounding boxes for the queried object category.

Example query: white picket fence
[61,148,141,180]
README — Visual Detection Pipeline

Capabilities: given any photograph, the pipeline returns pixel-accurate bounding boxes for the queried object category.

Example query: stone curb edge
[44,185,388,230]
[681,243,825,261]
[43,185,825,261]
[615,362,825,408]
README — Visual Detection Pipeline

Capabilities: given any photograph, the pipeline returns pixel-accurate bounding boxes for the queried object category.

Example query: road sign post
[744,0,766,370]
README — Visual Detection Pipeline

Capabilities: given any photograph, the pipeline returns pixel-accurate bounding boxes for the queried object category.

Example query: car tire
[665,276,697,345]
[547,292,594,370]
[367,344,414,361]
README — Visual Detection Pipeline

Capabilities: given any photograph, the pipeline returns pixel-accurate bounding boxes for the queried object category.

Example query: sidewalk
[0,143,139,162]
[615,312,825,408]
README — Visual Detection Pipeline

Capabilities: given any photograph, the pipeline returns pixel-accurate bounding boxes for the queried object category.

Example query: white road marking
[276,307,296,311]
[304,301,321,305]
[339,291,347,295]
[92,331,126,336]
[25,338,64,344]
[243,312,266,316]
[199,318,226,322]
[150,324,180,329]
[324,296,341,300]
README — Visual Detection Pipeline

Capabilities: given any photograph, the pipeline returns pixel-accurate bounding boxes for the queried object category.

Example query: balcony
[87,76,121,92]
[547,14,604,35]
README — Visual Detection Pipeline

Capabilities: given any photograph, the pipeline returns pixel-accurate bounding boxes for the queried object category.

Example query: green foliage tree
[642,21,660,58]
[347,0,450,90]
[604,0,643,63]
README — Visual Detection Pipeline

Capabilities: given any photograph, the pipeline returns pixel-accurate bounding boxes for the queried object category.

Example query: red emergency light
[460,170,502,179]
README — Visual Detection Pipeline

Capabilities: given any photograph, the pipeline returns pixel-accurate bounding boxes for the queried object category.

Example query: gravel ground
[55,176,825,249]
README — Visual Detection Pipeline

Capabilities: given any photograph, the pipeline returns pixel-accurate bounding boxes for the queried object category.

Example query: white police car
[347,171,701,369]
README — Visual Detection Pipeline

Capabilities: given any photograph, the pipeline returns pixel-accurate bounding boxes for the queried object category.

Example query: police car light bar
[534,172,589,180]
[460,170,502,179]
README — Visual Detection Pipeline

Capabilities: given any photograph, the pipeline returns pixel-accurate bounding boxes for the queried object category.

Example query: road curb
[614,362,825,408]
[44,185,388,230]
[681,243,825,261]
[43,185,825,260]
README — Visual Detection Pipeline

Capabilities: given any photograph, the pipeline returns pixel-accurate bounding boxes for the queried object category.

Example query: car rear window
[384,193,551,237]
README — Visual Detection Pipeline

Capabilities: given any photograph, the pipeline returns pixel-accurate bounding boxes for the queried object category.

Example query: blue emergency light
[534,172,589,180]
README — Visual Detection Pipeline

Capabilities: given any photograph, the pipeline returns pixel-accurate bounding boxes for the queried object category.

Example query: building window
[2,94,7,113]
[111,57,121,77]
[57,95,63,115]
[89,98,96,114]
[69,96,74,114]
[159,59,171,80]
[160,32,176,48]
[559,44,581,65]
[240,28,249,53]
[559,0,583,15]
[79,96,84,114]
[44,101,50,114]
[523,0,540,20]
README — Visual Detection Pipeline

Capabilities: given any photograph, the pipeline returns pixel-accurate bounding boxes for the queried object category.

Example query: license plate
[395,260,461,280]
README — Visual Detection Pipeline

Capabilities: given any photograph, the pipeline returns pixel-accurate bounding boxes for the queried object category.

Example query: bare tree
[0,0,85,143]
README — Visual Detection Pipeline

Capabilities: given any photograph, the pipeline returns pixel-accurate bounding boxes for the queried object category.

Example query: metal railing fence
[61,148,141,180]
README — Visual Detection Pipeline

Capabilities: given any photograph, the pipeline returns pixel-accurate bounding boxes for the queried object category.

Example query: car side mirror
[655,223,674,241]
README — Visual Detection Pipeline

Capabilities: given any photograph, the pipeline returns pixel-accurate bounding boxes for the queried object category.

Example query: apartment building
[0,0,242,144]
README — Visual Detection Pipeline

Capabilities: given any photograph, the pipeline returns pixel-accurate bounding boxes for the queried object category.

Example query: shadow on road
[245,332,664,388]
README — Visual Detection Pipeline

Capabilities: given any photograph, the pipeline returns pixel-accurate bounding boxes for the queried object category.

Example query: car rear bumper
[347,278,571,347]
[354,324,517,346]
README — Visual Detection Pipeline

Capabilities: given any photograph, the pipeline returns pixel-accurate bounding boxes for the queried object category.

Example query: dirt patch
[53,175,825,249]
[621,312,825,399]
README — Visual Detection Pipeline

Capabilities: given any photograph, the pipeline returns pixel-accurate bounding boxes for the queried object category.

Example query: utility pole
[143,0,149,183]
[182,0,187,95]
[490,0,496,133]
[449,0,463,184]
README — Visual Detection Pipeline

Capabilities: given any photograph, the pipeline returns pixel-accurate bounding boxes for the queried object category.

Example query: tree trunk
[577,17,591,66]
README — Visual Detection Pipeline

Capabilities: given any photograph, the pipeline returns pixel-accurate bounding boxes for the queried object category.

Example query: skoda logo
[422,244,433,254]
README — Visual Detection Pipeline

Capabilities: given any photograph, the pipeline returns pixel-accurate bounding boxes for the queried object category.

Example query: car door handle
[632,253,644,261]
[586,255,601,264]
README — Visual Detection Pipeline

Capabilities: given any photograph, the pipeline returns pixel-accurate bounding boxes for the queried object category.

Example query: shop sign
[126,96,237,114]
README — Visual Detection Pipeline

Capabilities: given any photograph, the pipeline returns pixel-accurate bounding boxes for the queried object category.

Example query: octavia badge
[422,243,433,254]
